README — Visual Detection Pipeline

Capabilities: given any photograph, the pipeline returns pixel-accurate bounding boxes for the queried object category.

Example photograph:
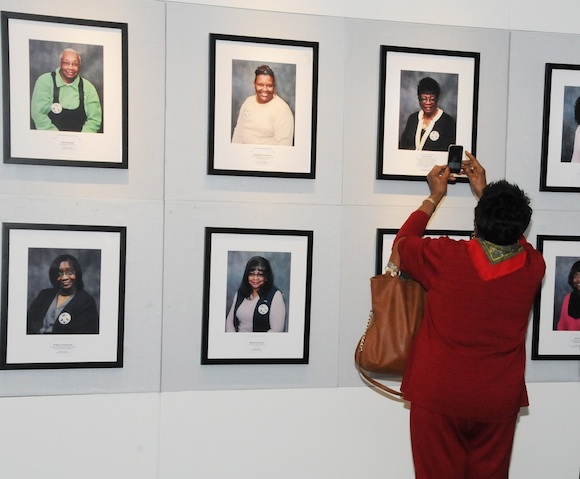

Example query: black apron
[233,287,279,332]
[47,71,87,132]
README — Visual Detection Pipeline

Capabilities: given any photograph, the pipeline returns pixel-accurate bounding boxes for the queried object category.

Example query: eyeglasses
[56,270,76,278]
[61,61,80,67]
[418,96,437,103]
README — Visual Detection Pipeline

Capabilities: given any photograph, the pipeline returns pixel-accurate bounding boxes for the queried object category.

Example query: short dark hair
[49,254,85,290]
[568,261,580,287]
[474,180,532,245]
[574,96,580,124]
[417,77,440,98]
[254,65,275,82]
[238,256,274,298]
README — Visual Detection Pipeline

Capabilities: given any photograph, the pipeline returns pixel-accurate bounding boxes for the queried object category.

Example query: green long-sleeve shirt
[30,68,103,133]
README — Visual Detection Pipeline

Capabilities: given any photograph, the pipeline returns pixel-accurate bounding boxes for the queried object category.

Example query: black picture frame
[1,11,128,168]
[376,228,472,274]
[540,63,580,192]
[201,227,313,364]
[1,223,126,369]
[208,34,319,178]
[377,45,480,181]
[532,235,580,360]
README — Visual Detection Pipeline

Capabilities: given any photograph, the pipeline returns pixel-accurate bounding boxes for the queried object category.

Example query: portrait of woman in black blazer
[27,253,99,334]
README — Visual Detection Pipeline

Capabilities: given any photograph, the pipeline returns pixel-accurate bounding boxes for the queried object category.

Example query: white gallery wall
[0,0,579,478]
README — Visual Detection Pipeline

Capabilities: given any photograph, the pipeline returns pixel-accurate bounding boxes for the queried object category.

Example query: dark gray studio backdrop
[552,256,580,329]
[27,248,102,313]
[230,59,296,136]
[225,250,291,332]
[398,70,458,140]
[561,86,580,163]
[28,40,104,130]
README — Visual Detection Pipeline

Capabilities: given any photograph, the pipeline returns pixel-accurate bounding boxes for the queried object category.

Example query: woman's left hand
[462,151,487,199]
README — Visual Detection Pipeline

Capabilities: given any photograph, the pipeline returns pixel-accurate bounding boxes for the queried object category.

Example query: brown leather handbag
[355,258,426,396]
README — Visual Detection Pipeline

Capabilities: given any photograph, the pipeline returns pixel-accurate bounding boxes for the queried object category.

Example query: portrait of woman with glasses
[27,253,99,334]
[399,76,457,152]
[225,255,287,333]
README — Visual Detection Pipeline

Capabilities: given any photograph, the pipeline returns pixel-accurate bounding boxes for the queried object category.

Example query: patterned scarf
[466,238,526,281]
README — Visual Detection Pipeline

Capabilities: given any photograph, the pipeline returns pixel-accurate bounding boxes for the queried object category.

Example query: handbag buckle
[386,262,400,277]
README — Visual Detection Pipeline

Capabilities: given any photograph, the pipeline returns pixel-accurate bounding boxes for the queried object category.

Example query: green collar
[477,238,523,265]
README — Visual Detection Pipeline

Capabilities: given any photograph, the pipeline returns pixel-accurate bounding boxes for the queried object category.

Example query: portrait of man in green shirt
[30,47,103,133]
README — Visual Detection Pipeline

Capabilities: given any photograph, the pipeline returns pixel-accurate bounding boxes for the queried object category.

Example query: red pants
[410,403,518,479]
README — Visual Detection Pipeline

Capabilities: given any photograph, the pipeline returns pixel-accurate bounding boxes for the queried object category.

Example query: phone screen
[447,145,463,174]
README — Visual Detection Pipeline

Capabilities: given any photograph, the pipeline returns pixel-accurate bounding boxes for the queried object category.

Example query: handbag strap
[354,311,404,397]
[355,359,404,397]
[356,240,405,397]
[385,240,402,275]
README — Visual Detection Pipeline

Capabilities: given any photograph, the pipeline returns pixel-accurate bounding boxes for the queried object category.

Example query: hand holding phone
[447,145,463,174]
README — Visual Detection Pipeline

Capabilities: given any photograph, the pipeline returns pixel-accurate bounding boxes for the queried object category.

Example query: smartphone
[447,145,463,174]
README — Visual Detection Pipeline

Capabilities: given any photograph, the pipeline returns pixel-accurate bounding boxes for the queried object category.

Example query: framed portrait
[1,11,128,168]
[201,227,313,364]
[208,34,319,178]
[376,228,472,274]
[377,45,480,181]
[540,63,580,192]
[532,235,580,360]
[1,223,126,369]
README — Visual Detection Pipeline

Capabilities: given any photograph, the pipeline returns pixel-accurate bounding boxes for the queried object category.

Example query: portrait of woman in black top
[225,255,287,333]
[27,253,99,334]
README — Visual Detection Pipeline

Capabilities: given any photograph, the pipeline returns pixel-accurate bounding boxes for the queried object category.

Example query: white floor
[0,382,578,478]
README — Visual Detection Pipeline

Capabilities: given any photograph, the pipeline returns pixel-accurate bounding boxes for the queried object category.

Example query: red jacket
[396,211,545,420]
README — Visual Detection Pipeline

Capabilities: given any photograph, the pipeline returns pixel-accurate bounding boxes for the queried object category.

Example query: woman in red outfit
[394,153,545,478]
